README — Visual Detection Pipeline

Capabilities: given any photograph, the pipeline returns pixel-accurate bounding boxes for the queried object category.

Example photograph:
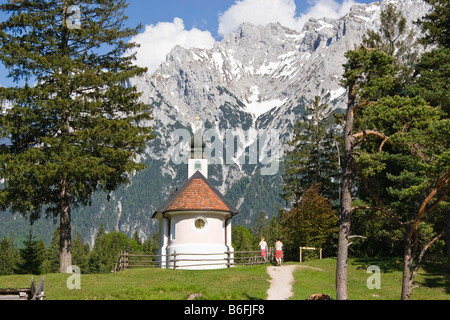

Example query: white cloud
[218,0,299,36]
[218,0,358,36]
[128,18,215,73]
[302,0,358,20]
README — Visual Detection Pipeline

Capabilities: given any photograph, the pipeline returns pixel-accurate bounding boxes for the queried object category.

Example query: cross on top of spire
[195,115,200,131]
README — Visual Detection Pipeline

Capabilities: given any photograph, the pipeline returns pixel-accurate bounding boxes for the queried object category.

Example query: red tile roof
[166,178,229,211]
[153,171,238,215]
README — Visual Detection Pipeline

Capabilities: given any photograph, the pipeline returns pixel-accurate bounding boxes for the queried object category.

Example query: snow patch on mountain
[245,86,288,118]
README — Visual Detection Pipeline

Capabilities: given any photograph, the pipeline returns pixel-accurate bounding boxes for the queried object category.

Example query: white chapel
[152,129,239,269]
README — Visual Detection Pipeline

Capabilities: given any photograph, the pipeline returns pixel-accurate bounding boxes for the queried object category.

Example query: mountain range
[0,0,431,246]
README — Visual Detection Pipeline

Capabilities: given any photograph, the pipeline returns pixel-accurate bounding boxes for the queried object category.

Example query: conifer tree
[355,95,449,300]
[142,234,158,255]
[416,0,450,48]
[337,2,450,298]
[232,225,254,252]
[409,48,450,116]
[0,234,20,275]
[414,0,450,264]
[45,227,61,273]
[71,232,90,272]
[0,1,153,273]
[132,230,142,246]
[411,0,450,117]
[362,3,418,93]
[282,96,341,207]
[17,231,45,274]
[88,224,108,273]
[356,0,450,299]
[337,46,394,300]
[252,211,269,239]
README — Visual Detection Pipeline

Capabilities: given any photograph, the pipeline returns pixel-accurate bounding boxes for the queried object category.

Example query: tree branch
[348,235,367,246]
[424,184,450,216]
[352,130,389,151]
[409,172,450,239]
[349,100,376,113]
[410,222,450,282]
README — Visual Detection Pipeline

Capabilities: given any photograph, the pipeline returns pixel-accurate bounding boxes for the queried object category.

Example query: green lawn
[0,265,270,300]
[291,257,450,300]
[1,258,448,300]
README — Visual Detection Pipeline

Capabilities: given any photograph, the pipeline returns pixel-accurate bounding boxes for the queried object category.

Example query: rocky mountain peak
[122,0,431,234]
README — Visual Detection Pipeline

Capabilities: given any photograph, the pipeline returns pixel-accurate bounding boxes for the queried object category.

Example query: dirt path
[266,265,298,300]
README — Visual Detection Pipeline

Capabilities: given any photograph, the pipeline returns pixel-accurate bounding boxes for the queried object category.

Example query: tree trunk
[401,224,414,300]
[59,3,72,274]
[401,220,449,300]
[59,178,72,273]
[336,86,356,300]
[336,211,350,300]
[445,211,450,265]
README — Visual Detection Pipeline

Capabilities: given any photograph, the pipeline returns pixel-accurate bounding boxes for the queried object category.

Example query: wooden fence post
[173,250,177,270]
[121,251,124,271]
[114,252,123,272]
[31,277,45,300]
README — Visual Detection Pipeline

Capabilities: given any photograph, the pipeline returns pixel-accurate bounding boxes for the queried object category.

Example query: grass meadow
[0,258,448,300]
[291,257,450,300]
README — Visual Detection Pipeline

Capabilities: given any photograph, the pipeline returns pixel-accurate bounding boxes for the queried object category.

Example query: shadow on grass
[351,256,403,273]
[420,263,450,295]
[352,257,450,295]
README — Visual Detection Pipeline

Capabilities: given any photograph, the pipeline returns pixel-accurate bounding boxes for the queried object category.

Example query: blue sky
[124,0,238,38]
[0,0,377,87]
[124,0,375,38]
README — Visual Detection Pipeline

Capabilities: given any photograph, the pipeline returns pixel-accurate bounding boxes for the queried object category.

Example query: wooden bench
[0,277,44,300]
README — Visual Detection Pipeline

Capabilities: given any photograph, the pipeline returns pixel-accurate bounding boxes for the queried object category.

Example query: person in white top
[275,238,283,266]
[259,237,267,262]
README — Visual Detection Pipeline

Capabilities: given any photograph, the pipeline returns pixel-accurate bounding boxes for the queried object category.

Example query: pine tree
[338,15,450,298]
[251,211,269,240]
[142,234,158,255]
[337,46,394,300]
[409,47,450,116]
[88,224,107,273]
[72,232,90,273]
[282,96,341,207]
[132,230,142,246]
[17,231,45,275]
[0,234,20,275]
[232,225,254,252]
[0,1,154,273]
[362,3,418,92]
[355,95,449,300]
[411,0,450,117]
[44,227,61,273]
[416,0,450,48]
[413,0,450,267]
